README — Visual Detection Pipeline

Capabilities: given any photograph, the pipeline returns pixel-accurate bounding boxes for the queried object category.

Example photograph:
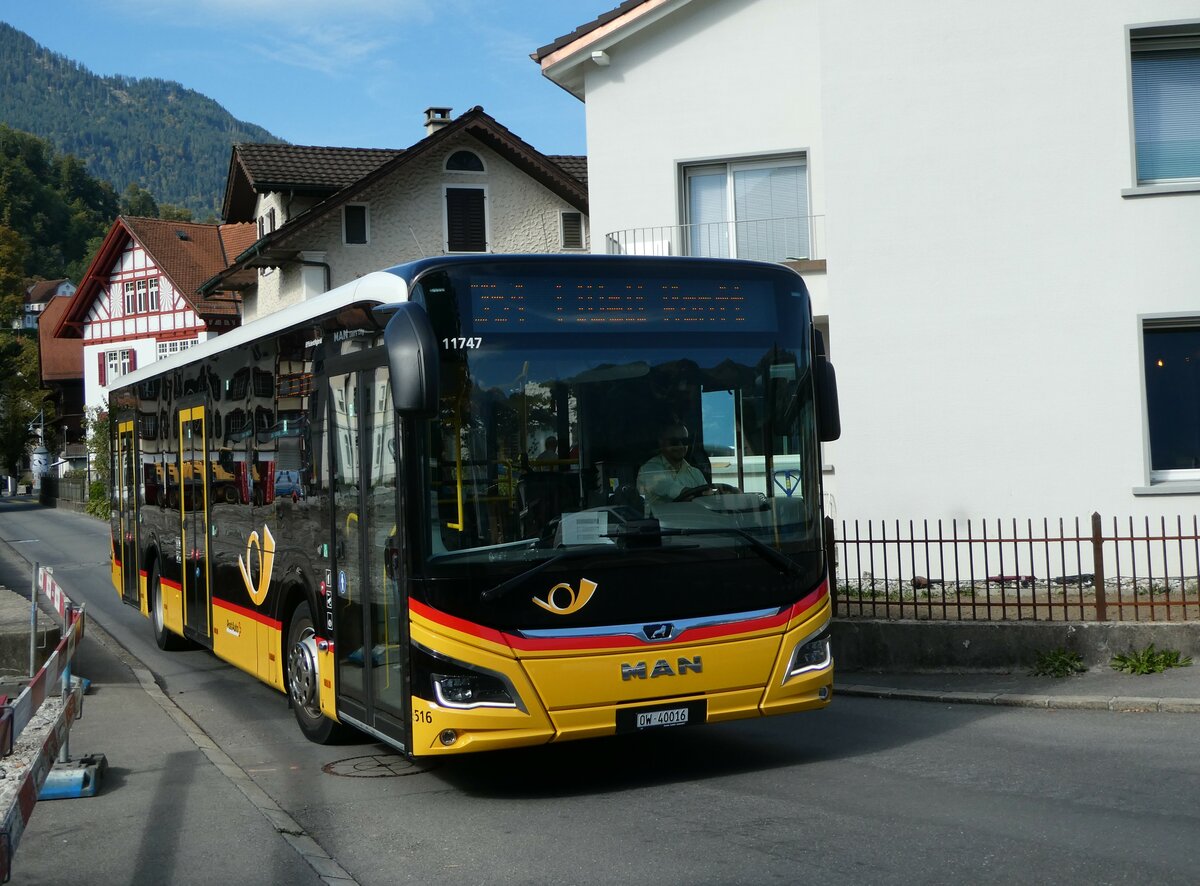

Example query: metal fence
[605,215,826,264]
[834,513,1200,622]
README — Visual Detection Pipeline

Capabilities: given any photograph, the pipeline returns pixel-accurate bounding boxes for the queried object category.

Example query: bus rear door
[327,353,411,750]
[115,417,140,607]
[178,405,213,646]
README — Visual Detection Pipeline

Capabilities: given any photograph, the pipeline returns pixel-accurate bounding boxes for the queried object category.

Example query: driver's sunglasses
[664,437,689,446]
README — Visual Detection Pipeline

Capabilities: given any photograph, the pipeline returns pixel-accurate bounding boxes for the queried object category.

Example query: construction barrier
[0,567,86,882]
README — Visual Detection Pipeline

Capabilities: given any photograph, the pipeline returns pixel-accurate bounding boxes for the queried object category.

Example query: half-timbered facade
[54,216,256,409]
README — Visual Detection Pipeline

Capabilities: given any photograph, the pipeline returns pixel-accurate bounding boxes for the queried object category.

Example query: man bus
[108,255,840,758]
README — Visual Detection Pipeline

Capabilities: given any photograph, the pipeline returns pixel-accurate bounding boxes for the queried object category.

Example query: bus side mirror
[814,330,841,442]
[382,302,440,416]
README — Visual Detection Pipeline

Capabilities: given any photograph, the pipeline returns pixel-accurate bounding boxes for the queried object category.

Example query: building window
[343,204,369,245]
[445,186,487,253]
[99,348,136,386]
[157,337,198,359]
[1131,25,1200,185]
[446,150,485,172]
[148,277,159,311]
[1142,318,1200,481]
[123,281,135,315]
[683,155,809,262]
[136,279,147,313]
[560,211,585,249]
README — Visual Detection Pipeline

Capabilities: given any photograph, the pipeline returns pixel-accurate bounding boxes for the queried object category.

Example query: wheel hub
[288,630,321,715]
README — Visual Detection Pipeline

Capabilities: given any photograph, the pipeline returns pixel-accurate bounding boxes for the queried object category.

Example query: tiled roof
[37,296,81,381]
[123,217,255,318]
[233,144,403,192]
[547,155,588,186]
[25,278,70,303]
[532,1,648,60]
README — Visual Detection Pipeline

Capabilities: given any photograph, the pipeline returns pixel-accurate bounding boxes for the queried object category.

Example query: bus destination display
[469,277,777,333]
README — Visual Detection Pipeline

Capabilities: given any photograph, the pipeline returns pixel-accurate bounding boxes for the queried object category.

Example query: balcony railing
[605,215,825,264]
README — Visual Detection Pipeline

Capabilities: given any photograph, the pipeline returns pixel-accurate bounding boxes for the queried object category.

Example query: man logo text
[620,657,703,680]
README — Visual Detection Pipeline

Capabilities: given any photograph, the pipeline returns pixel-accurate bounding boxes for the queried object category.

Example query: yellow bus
[109,255,840,758]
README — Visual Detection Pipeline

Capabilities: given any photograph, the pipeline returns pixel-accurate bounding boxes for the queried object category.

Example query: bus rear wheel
[150,564,189,651]
[286,599,349,744]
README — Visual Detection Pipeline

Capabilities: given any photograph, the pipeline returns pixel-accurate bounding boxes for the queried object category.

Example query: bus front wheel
[286,599,348,744]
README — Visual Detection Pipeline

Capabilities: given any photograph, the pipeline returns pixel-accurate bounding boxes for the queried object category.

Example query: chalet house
[534,0,1200,524]
[17,279,75,330]
[202,106,590,320]
[53,216,256,410]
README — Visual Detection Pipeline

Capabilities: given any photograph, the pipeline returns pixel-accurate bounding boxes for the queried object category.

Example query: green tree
[0,332,44,480]
[83,406,110,517]
[157,203,194,222]
[0,224,28,326]
[120,182,158,218]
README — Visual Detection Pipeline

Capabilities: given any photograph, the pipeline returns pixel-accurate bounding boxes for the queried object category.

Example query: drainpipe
[298,251,331,299]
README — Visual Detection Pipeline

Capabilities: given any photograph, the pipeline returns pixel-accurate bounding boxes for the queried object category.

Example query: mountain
[0,22,283,219]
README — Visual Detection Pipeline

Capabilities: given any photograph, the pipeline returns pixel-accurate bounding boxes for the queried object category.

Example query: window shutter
[446,188,486,252]
[98,352,107,386]
[128,350,137,372]
[561,212,584,249]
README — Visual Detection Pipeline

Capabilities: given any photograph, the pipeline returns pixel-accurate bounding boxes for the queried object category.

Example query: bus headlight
[785,626,832,681]
[432,672,517,709]
[413,644,526,712]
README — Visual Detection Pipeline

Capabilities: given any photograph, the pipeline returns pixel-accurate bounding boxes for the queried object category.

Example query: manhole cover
[322,754,428,778]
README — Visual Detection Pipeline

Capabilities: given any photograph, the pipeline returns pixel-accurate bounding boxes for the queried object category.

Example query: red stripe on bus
[410,584,828,653]
[409,598,509,646]
[212,597,282,631]
[161,577,182,591]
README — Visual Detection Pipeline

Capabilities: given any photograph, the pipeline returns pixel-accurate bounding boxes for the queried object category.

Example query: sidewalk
[4,607,337,886]
[836,663,1200,713]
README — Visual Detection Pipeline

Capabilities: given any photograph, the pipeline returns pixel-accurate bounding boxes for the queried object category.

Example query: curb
[835,683,1200,713]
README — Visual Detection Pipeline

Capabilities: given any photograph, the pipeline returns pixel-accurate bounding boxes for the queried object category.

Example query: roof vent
[424,107,452,136]
[175,229,190,241]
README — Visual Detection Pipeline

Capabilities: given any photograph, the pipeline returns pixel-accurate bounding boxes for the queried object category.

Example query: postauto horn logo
[532,578,598,615]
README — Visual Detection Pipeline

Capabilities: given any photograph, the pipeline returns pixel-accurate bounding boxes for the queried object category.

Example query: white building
[536,0,1200,523]
[205,107,590,321]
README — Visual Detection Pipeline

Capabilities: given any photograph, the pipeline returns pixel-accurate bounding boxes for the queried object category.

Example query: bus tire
[150,563,189,651]
[286,599,349,744]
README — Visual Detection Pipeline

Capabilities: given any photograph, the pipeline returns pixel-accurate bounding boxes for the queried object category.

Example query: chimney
[424,107,452,136]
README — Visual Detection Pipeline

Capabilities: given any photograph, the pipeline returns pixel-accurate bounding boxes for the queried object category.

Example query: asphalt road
[2,498,1199,885]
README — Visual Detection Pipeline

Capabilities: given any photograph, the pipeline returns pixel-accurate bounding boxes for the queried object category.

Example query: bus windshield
[414,261,822,584]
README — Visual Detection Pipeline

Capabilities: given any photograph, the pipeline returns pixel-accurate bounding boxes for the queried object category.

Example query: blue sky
[1,0,604,155]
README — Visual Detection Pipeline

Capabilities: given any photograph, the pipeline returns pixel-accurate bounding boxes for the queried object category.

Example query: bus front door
[116,418,140,607]
[328,359,410,749]
[178,406,212,646]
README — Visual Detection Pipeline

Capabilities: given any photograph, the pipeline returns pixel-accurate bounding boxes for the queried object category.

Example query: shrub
[85,479,108,520]
[1110,644,1193,675]
[1031,647,1086,678]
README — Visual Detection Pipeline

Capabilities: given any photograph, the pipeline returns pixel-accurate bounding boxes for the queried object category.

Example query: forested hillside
[0,22,283,218]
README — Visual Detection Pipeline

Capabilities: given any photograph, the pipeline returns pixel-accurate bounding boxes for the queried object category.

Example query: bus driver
[637,422,735,509]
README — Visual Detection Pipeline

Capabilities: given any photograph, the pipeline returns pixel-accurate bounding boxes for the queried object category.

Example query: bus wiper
[652,526,803,577]
[480,544,617,603]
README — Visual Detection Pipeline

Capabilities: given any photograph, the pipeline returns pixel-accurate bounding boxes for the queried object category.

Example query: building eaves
[533,0,691,100]
[222,144,403,222]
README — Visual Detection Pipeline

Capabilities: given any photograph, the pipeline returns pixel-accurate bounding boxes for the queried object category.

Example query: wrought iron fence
[833,513,1200,622]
